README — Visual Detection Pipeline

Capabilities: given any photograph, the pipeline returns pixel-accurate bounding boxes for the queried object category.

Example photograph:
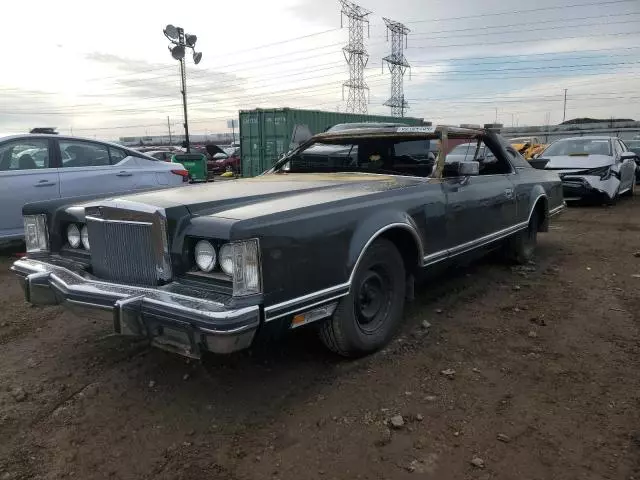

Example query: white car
[534,136,637,204]
[0,133,189,242]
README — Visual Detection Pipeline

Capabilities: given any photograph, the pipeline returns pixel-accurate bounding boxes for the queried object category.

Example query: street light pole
[163,24,202,154]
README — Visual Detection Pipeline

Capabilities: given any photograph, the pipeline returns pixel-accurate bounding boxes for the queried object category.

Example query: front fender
[346,210,424,281]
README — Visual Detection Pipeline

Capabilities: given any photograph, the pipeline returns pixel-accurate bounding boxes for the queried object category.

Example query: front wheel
[505,209,539,264]
[319,238,406,357]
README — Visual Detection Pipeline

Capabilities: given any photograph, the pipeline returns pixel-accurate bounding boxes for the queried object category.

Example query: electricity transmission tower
[340,0,371,114]
[382,17,410,117]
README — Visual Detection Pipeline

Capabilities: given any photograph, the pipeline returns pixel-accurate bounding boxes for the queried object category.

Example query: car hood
[109,173,428,219]
[543,154,614,170]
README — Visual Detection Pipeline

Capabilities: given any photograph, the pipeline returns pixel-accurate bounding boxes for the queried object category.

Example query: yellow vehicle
[510,136,547,160]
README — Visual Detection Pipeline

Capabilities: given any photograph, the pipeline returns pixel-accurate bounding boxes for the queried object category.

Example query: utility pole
[382,17,410,117]
[563,88,568,123]
[163,24,202,153]
[167,116,172,146]
[340,0,371,114]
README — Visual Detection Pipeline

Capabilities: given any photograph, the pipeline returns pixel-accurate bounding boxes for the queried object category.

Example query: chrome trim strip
[548,204,565,217]
[266,293,349,322]
[264,283,350,315]
[422,222,527,267]
[85,216,153,226]
[347,222,425,286]
[66,298,113,311]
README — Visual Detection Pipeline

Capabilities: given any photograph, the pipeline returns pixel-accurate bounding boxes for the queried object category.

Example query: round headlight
[67,224,81,248]
[219,244,233,276]
[194,240,216,272]
[81,225,90,250]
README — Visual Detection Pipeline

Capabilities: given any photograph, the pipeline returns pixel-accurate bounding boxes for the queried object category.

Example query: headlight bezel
[23,214,49,253]
[189,237,262,297]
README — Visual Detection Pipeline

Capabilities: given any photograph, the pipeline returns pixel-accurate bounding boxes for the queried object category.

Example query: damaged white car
[533,136,637,204]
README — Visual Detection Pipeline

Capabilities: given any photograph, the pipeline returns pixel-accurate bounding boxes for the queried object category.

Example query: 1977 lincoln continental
[12,125,564,359]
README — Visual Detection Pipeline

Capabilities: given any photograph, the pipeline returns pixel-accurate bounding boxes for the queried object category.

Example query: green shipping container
[239,108,424,178]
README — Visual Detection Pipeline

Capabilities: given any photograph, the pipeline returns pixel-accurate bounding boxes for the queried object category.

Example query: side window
[0,139,50,171]
[59,140,110,168]
[505,147,530,168]
[477,140,513,175]
[109,147,129,164]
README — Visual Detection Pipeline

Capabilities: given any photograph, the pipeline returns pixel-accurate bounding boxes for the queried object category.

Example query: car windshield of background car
[279,138,437,177]
[543,139,612,157]
[626,140,640,154]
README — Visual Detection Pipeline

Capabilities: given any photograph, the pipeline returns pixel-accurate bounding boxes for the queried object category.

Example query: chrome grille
[85,205,172,286]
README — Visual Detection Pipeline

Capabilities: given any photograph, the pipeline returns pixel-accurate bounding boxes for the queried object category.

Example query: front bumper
[11,258,260,358]
[561,175,619,202]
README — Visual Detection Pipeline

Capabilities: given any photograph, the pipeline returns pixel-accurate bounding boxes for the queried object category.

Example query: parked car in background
[12,125,564,360]
[532,136,637,203]
[0,133,189,242]
[206,145,240,176]
[145,150,175,162]
[625,139,640,182]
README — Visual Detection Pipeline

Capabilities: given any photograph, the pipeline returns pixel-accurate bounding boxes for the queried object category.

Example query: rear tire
[319,238,406,357]
[505,209,539,265]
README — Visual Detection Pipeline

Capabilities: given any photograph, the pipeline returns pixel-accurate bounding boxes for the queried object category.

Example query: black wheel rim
[355,266,392,334]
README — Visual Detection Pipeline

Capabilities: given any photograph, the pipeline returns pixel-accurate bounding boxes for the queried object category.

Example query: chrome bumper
[11,258,260,358]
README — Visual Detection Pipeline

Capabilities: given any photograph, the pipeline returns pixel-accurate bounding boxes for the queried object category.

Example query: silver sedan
[0,133,188,242]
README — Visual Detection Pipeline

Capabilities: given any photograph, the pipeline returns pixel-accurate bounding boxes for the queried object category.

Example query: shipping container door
[261,110,290,173]
[240,112,261,178]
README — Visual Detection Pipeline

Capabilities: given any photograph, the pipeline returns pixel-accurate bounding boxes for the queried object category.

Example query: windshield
[276,137,438,177]
[626,140,640,153]
[542,138,612,157]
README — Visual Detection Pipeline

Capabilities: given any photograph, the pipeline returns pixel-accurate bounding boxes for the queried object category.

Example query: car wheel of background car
[505,209,539,265]
[318,238,405,357]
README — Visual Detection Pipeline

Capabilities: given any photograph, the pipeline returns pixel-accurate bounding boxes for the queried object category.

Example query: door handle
[34,180,56,187]
[116,171,133,177]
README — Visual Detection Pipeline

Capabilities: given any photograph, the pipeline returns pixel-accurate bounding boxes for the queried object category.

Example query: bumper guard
[11,258,260,358]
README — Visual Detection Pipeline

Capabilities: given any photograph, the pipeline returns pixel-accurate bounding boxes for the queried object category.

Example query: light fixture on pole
[163,24,203,153]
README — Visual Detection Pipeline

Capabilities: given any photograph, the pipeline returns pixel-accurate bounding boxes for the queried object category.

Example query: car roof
[553,136,614,141]
[313,125,484,141]
[0,133,138,152]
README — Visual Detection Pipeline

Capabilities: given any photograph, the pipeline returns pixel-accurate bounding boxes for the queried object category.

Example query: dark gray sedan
[12,125,564,360]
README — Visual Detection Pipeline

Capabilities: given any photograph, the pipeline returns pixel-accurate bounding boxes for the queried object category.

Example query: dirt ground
[1,195,640,480]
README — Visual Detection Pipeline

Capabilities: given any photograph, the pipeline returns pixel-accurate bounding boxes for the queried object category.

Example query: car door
[441,136,518,255]
[0,137,60,240]
[57,139,137,197]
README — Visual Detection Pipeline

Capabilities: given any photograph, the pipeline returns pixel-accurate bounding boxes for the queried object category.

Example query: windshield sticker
[397,126,436,133]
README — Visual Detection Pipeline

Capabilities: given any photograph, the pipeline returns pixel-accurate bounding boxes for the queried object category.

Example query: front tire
[319,238,406,357]
[505,209,539,264]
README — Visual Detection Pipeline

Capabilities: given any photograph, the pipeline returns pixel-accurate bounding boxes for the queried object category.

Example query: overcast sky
[1,0,639,139]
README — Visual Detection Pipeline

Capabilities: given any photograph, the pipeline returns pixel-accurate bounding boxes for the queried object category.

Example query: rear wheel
[505,209,539,264]
[319,238,406,357]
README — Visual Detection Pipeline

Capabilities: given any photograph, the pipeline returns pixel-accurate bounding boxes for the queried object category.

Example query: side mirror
[458,161,479,176]
[621,151,637,161]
